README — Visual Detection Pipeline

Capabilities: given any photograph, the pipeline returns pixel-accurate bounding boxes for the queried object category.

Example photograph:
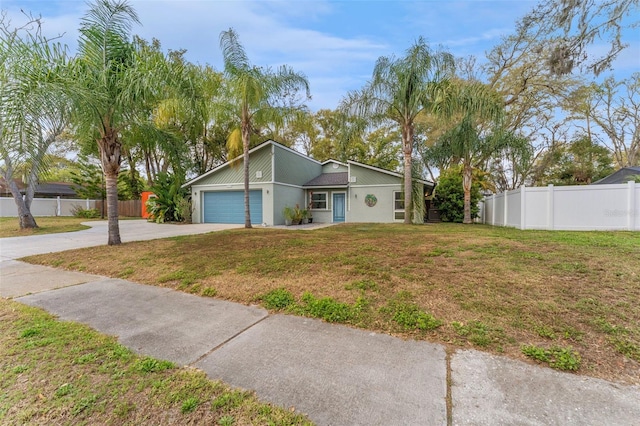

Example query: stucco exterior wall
[273,184,305,225]
[348,185,402,223]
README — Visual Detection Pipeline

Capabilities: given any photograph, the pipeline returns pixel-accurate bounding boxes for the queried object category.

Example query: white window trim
[393,191,405,221]
[309,191,329,210]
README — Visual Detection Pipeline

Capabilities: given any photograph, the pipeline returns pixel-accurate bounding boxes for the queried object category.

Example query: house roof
[321,159,347,167]
[592,166,640,184]
[0,179,78,198]
[182,138,435,189]
[303,172,349,187]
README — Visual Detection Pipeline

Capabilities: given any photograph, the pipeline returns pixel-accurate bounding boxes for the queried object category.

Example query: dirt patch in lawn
[25,223,640,385]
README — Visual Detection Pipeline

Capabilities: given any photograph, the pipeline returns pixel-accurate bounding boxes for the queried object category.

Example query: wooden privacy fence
[95,199,142,217]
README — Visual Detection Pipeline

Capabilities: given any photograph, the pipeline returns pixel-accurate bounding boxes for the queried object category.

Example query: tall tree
[0,13,69,229]
[219,28,310,228]
[562,74,640,168]
[70,0,146,245]
[341,37,454,223]
[431,80,505,224]
[535,135,614,185]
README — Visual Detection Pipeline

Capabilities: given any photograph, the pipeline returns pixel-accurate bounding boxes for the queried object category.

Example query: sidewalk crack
[188,314,270,366]
[446,347,453,426]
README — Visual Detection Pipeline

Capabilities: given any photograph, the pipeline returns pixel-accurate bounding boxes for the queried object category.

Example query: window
[394,191,404,220]
[310,192,327,209]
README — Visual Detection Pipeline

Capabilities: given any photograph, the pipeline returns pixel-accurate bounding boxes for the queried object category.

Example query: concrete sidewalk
[1,223,639,425]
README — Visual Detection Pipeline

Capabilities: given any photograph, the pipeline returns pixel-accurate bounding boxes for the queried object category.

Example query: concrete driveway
[0,219,242,261]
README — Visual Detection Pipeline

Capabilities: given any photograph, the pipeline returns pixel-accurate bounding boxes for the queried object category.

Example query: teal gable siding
[192,146,273,186]
[273,145,321,185]
[350,164,401,186]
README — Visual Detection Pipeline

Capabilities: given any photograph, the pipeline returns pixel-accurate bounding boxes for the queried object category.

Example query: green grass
[0,216,95,238]
[0,299,313,425]
[25,223,640,385]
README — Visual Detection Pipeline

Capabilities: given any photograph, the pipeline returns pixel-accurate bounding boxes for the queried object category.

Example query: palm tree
[432,80,505,224]
[69,0,148,245]
[341,38,454,224]
[219,28,310,228]
[0,14,69,229]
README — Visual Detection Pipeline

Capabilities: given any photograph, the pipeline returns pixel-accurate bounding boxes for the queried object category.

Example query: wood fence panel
[95,200,141,217]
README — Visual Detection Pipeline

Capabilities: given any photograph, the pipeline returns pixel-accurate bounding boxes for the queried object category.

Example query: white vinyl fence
[0,197,97,218]
[483,181,639,231]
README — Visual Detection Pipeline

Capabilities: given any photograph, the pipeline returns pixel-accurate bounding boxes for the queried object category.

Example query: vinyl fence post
[628,181,636,231]
[547,184,554,230]
[503,190,508,227]
[491,194,496,226]
[56,196,61,216]
[520,185,526,230]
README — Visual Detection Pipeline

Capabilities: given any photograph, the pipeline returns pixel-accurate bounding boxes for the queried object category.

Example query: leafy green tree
[536,136,614,185]
[152,58,230,177]
[433,166,482,223]
[70,156,106,218]
[341,37,454,223]
[562,74,640,168]
[219,28,310,228]
[487,133,535,191]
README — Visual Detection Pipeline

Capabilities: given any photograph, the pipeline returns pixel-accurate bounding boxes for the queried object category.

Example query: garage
[203,190,263,224]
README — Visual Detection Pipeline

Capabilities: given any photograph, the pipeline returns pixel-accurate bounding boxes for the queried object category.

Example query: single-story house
[592,166,640,184]
[183,140,434,225]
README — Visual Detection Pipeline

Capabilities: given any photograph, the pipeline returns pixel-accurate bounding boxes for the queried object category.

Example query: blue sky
[3,0,639,111]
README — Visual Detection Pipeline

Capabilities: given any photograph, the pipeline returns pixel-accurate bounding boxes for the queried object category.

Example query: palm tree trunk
[98,131,122,245]
[463,163,473,224]
[242,123,252,229]
[7,179,38,229]
[1,156,38,229]
[402,125,414,224]
[104,172,121,245]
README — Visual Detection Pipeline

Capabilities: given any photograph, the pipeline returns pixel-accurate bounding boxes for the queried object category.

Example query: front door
[333,193,345,222]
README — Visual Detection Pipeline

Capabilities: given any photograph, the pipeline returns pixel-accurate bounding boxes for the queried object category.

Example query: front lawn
[25,223,640,385]
[0,217,94,238]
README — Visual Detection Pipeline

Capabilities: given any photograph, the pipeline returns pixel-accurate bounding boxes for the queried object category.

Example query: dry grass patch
[0,299,313,425]
[25,223,640,385]
[0,217,94,238]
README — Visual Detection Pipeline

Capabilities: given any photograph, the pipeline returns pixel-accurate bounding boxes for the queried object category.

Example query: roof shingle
[303,172,349,187]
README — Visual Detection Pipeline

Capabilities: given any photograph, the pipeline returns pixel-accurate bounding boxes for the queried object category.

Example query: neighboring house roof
[303,172,349,187]
[592,166,640,184]
[0,178,78,198]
